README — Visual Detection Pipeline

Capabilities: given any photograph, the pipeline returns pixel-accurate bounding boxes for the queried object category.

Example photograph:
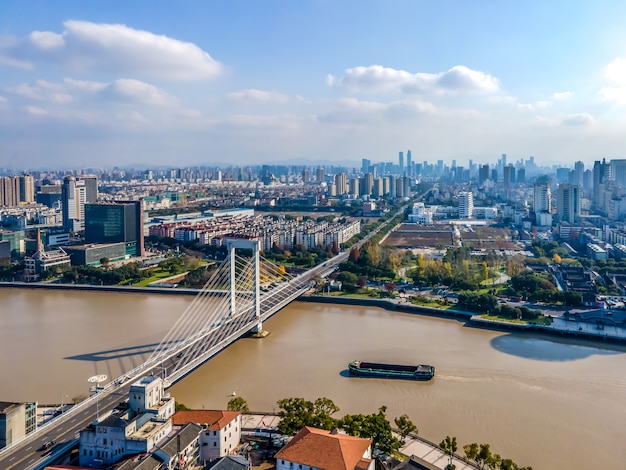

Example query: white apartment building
[172,410,241,463]
[459,192,474,218]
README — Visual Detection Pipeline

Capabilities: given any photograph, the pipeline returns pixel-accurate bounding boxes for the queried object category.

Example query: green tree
[175,402,190,411]
[394,414,417,442]
[440,435,458,470]
[340,406,400,455]
[481,261,489,283]
[227,396,249,412]
[276,397,339,435]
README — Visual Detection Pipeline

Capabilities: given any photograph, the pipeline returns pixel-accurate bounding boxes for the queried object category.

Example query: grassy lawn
[133,269,178,287]
[410,299,454,310]
[481,313,553,325]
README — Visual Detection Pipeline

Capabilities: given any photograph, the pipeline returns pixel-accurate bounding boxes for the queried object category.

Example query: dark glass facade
[84,202,144,257]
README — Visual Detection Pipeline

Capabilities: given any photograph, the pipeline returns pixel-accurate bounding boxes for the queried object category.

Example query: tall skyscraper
[19,175,35,203]
[593,159,608,208]
[573,161,584,187]
[316,167,325,183]
[406,150,412,176]
[80,175,99,204]
[503,165,515,186]
[533,182,552,213]
[399,151,404,172]
[334,172,347,195]
[0,176,19,207]
[557,184,580,224]
[362,158,371,174]
[62,176,87,232]
[361,173,373,196]
[479,164,490,183]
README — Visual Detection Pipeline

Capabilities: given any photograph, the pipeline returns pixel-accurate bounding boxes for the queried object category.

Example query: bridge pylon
[227,238,262,334]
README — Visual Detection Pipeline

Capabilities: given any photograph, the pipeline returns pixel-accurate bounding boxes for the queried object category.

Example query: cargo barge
[348,361,435,380]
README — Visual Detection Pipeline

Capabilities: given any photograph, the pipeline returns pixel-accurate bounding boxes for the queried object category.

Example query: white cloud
[25,105,48,115]
[29,31,64,50]
[517,100,551,111]
[101,79,178,106]
[553,91,573,100]
[328,64,499,94]
[599,57,626,104]
[599,87,626,105]
[7,80,72,103]
[318,97,437,125]
[561,113,593,126]
[226,89,290,104]
[604,57,626,84]
[0,20,223,80]
[8,77,178,107]
[0,95,6,103]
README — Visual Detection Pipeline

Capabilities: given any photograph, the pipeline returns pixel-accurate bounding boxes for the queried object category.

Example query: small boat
[348,361,435,380]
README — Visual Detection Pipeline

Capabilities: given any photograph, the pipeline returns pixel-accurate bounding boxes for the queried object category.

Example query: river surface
[1,288,625,469]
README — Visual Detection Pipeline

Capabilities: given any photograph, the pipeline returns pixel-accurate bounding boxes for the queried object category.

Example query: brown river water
[1,288,625,469]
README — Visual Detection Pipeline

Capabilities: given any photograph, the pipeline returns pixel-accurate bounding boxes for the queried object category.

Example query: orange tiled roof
[172,410,239,430]
[274,427,372,470]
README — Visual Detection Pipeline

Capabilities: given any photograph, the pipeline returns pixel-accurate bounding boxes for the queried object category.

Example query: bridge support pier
[227,238,264,335]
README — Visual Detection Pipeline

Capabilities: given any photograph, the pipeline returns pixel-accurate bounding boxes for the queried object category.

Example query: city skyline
[1,1,626,169]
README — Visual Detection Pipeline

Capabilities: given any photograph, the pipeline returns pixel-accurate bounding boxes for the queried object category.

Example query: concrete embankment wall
[0,281,199,296]
[299,295,473,320]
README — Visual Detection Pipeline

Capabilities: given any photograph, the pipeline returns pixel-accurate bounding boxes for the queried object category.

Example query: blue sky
[1,1,626,170]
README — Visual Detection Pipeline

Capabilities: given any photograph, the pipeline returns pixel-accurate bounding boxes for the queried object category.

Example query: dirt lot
[383,231,453,248]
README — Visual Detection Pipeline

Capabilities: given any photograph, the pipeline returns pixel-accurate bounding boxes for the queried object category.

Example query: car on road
[39,440,55,451]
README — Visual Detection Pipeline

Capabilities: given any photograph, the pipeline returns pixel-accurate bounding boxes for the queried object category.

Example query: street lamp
[61,394,68,414]
[88,374,107,422]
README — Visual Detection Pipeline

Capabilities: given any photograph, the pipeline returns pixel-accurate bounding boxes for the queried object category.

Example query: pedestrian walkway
[241,412,281,430]
[399,435,477,469]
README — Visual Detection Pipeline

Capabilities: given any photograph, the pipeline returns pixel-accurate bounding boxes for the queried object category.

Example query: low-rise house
[172,410,241,463]
[274,426,374,470]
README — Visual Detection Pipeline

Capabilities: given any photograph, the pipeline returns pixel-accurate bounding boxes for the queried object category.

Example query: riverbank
[0,281,199,296]
[3,280,626,344]
[302,294,626,344]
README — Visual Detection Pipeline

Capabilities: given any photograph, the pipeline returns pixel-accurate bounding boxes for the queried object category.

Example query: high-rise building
[573,161,584,187]
[349,178,360,196]
[334,172,347,195]
[593,159,608,208]
[85,201,145,257]
[503,165,515,186]
[316,167,325,183]
[0,176,19,207]
[79,175,99,204]
[373,177,384,198]
[533,182,552,213]
[557,184,580,224]
[406,150,412,176]
[301,169,310,183]
[479,164,490,184]
[399,151,404,172]
[62,176,86,232]
[517,168,526,183]
[459,192,474,218]
[36,185,62,208]
[362,158,371,174]
[361,173,373,196]
[19,175,35,203]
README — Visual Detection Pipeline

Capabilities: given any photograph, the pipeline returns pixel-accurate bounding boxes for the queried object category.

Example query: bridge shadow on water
[490,333,625,361]
[64,340,180,362]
